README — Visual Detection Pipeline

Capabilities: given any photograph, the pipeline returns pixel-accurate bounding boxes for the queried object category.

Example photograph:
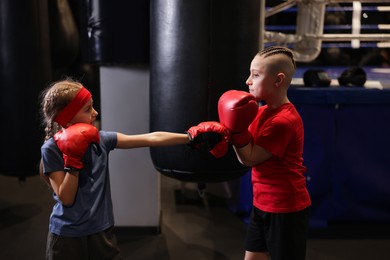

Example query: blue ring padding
[289,87,390,105]
[266,25,383,31]
[264,42,388,49]
[267,6,383,13]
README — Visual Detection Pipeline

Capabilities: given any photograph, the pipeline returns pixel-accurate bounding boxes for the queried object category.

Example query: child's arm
[116,132,189,149]
[233,143,272,167]
[47,170,79,206]
[115,121,230,158]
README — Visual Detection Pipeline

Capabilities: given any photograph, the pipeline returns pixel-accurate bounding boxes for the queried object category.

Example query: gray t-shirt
[41,130,117,237]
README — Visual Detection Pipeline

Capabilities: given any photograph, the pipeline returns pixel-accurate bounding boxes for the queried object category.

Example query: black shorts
[245,206,310,260]
[46,226,122,260]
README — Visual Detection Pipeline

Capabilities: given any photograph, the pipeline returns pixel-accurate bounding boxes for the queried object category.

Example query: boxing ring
[261,0,390,62]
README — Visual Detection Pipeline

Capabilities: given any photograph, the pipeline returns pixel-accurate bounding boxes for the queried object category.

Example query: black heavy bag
[0,0,51,179]
[48,0,80,70]
[78,0,149,64]
[150,0,260,182]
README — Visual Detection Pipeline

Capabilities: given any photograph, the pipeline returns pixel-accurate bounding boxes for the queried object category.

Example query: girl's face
[69,98,98,126]
[246,55,277,101]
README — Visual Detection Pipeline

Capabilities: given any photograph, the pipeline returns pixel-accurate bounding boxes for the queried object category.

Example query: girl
[40,79,228,259]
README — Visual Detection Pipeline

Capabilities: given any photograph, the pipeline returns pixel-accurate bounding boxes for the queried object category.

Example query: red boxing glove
[187,121,230,158]
[218,90,258,147]
[54,123,100,170]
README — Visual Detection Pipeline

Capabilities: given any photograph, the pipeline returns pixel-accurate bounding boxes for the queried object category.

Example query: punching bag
[50,0,101,113]
[48,0,80,70]
[150,0,260,182]
[79,0,149,64]
[0,0,51,179]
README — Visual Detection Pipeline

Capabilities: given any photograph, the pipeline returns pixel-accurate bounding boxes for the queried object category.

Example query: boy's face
[69,98,98,126]
[246,55,277,101]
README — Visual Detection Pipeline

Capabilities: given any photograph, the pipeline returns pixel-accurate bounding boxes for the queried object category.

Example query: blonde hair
[258,46,296,69]
[258,46,296,83]
[40,78,83,141]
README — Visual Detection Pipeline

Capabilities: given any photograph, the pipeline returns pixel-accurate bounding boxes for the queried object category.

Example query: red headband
[54,87,92,127]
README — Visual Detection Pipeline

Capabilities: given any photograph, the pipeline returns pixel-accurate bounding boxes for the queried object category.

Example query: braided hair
[258,46,296,70]
[40,79,83,141]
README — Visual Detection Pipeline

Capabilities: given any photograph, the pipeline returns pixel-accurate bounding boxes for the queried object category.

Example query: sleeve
[256,116,293,158]
[99,131,118,151]
[40,139,64,175]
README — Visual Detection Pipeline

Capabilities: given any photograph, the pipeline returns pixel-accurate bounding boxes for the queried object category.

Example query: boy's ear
[275,73,285,87]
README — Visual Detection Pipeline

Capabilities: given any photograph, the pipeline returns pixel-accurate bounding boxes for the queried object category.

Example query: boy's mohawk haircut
[259,46,296,69]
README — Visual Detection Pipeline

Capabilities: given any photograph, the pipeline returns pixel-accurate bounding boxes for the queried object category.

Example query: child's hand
[218,90,258,147]
[187,121,230,158]
[54,123,100,171]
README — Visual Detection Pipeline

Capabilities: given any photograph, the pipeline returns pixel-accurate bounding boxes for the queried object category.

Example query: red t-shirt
[248,103,311,213]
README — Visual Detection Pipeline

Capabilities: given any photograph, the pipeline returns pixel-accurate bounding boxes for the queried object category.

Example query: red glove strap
[230,131,251,148]
[210,140,229,158]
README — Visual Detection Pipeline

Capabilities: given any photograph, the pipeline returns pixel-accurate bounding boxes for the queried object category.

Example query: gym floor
[1,173,390,260]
